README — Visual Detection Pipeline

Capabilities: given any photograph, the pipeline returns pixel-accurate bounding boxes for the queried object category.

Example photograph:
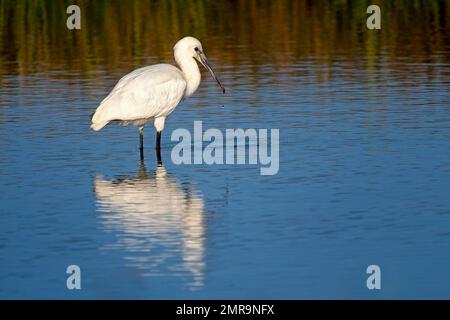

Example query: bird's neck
[176,56,201,98]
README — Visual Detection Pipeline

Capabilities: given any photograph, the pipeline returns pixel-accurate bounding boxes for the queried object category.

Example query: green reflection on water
[0,0,448,76]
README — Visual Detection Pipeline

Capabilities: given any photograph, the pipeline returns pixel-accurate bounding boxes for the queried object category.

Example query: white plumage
[91,65,186,131]
[90,36,224,154]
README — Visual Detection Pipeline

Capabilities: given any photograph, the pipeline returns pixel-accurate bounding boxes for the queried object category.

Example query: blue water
[1,53,450,298]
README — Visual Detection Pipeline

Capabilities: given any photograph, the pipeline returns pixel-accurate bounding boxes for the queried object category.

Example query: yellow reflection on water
[0,0,448,76]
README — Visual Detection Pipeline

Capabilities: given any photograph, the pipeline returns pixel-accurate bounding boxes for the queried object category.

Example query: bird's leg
[139,127,144,161]
[156,145,162,166]
[155,131,162,165]
[139,147,144,161]
[139,127,144,149]
[156,131,161,151]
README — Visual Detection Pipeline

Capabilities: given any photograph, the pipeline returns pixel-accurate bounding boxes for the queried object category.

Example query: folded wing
[91,64,187,131]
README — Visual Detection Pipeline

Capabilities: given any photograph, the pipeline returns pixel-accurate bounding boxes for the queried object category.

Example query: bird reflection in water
[94,153,206,289]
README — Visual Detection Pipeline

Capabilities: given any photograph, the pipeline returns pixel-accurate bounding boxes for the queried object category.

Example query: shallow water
[1,1,450,298]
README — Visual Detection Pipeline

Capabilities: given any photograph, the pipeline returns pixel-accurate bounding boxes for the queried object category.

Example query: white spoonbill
[90,36,225,157]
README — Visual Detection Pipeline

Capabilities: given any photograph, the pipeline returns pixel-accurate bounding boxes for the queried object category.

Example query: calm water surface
[0,1,449,298]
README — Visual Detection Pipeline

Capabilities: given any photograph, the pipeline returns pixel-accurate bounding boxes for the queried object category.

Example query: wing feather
[91,64,186,127]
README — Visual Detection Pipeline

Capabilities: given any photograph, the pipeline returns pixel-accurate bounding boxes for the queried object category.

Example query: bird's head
[174,36,225,94]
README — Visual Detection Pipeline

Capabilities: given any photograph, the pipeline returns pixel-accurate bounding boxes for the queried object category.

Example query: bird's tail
[90,106,110,131]
[90,111,108,131]
[91,121,108,131]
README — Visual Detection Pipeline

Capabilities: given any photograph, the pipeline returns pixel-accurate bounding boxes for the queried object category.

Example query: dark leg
[156,146,162,166]
[139,127,144,161]
[156,131,161,151]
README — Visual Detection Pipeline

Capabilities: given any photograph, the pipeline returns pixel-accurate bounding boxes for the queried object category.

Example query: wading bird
[90,36,225,159]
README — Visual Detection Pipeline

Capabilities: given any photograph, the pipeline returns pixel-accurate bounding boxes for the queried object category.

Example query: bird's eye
[194,47,199,52]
